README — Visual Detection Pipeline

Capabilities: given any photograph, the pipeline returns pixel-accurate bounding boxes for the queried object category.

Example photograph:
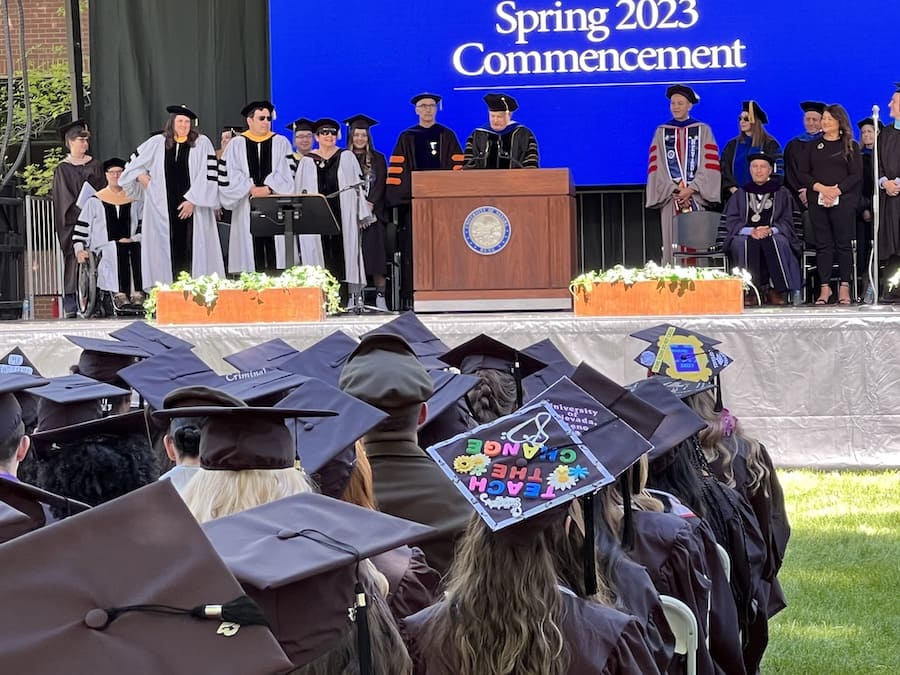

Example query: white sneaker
[375,293,388,311]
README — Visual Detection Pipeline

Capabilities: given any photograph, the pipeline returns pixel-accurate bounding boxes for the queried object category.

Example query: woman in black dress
[345,114,389,310]
[796,104,863,304]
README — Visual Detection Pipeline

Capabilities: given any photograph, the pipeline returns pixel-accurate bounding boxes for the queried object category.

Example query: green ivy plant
[143,265,342,320]
[570,262,756,300]
[17,146,63,195]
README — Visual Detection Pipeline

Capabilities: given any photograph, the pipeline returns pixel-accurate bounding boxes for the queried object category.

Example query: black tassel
[620,473,634,551]
[512,358,523,409]
[353,582,374,675]
[581,494,597,597]
[713,374,723,412]
[191,594,270,628]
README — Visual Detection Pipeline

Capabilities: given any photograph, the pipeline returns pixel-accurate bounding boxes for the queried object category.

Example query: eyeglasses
[254,116,272,121]
[317,128,338,136]
[105,169,124,175]
[416,104,437,110]
[738,115,751,122]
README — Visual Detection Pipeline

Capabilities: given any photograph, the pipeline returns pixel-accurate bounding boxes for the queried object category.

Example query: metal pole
[860,104,890,311]
[65,0,85,119]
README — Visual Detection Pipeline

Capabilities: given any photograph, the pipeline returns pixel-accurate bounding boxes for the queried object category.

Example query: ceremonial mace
[859,104,893,311]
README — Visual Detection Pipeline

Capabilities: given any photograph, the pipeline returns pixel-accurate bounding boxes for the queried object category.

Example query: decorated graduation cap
[799,100,826,114]
[411,92,442,106]
[483,92,518,112]
[241,100,275,118]
[288,117,315,133]
[280,331,359,388]
[362,311,449,358]
[343,114,378,130]
[340,334,434,415]
[202,492,437,671]
[0,480,294,675]
[521,338,576,401]
[857,117,884,130]
[152,389,337,471]
[625,377,707,461]
[439,334,547,408]
[630,323,732,410]
[1,348,45,430]
[276,378,388,498]
[30,409,147,453]
[220,368,306,406]
[166,104,198,121]
[222,338,301,372]
[29,374,129,432]
[666,84,699,103]
[653,374,716,400]
[427,399,615,532]
[102,157,126,172]
[1,372,49,439]
[108,321,194,354]
[747,152,776,167]
[742,100,768,125]
[58,117,89,140]
[0,475,91,536]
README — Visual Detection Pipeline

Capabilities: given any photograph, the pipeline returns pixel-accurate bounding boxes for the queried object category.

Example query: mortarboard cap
[742,100,768,125]
[58,118,89,140]
[525,377,652,478]
[521,338,576,400]
[287,118,315,133]
[439,333,547,377]
[420,370,478,431]
[241,100,275,118]
[0,500,33,544]
[0,480,294,675]
[0,476,91,534]
[109,321,194,354]
[343,114,378,130]
[0,346,41,376]
[118,348,220,411]
[569,362,665,441]
[362,311,449,358]
[1,372,50,437]
[66,334,152,360]
[166,104,198,121]
[152,393,337,471]
[314,117,341,134]
[427,400,615,531]
[666,84,699,103]
[67,335,148,387]
[219,368,306,406]
[103,157,126,172]
[483,93,518,112]
[411,92,442,106]
[30,409,147,453]
[30,374,129,432]
[799,100,826,114]
[856,117,884,130]
[276,378,388,498]
[747,152,776,167]
[280,331,359,387]
[653,374,716,400]
[630,324,731,382]
[1,349,45,431]
[202,491,437,668]
[339,334,434,413]
[625,378,707,459]
[222,338,301,372]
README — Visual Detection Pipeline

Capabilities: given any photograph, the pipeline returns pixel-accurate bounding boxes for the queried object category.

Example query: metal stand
[250,193,340,269]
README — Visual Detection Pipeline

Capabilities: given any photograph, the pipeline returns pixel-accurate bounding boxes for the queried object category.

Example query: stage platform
[2,305,898,470]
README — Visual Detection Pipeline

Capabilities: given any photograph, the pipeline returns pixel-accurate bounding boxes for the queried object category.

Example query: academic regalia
[387,124,463,206]
[73,190,142,294]
[370,544,441,623]
[295,149,374,286]
[723,180,802,293]
[646,118,721,263]
[721,134,783,200]
[218,132,294,273]
[463,122,539,169]
[352,147,388,278]
[877,124,900,261]
[120,134,223,287]
[51,159,105,302]
[402,590,662,675]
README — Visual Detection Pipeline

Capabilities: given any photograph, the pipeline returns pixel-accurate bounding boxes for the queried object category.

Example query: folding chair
[661,594,699,675]
[672,211,729,271]
[715,543,731,583]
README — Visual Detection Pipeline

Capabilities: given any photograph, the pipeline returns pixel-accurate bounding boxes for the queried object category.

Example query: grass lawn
[761,470,900,674]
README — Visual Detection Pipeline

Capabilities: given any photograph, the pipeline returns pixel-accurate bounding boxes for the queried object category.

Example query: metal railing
[24,195,64,317]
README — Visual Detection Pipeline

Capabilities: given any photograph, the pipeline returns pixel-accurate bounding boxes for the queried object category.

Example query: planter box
[155,287,325,325]
[572,279,743,316]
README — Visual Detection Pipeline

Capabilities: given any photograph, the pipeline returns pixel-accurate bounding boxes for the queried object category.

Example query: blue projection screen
[271,0,895,187]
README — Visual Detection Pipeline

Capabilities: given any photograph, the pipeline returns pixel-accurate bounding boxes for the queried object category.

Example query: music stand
[249,194,340,269]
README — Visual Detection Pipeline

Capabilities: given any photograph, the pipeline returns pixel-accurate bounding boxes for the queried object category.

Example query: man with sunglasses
[218,100,294,274]
[387,93,464,310]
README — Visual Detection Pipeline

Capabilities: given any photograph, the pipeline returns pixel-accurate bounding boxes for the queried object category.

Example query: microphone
[872,104,880,123]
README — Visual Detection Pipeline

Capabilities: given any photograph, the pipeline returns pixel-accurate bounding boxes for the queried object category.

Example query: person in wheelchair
[724,152,802,306]
[74,157,143,310]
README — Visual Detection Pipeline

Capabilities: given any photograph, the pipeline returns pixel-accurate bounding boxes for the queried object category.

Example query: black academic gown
[401,591,662,675]
[386,124,463,207]
[783,134,820,205]
[877,125,900,260]
[355,149,388,278]
[463,122,539,169]
[364,436,472,576]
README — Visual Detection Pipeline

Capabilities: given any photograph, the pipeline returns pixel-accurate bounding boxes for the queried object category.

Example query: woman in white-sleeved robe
[218,132,296,273]
[120,132,223,288]
[73,192,142,295]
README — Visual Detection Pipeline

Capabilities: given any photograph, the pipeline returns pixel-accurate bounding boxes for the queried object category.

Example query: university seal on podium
[462,206,511,255]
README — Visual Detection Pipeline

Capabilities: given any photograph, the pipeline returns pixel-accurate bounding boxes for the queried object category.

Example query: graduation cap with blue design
[279,331,359,388]
[275,377,389,498]
[630,323,732,410]
[1,372,49,446]
[222,339,301,372]
[1,349,46,431]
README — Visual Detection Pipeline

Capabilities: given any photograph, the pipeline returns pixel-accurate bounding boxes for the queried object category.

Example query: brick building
[0,0,90,74]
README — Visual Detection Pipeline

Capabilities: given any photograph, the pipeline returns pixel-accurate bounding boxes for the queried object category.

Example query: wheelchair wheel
[76,252,99,319]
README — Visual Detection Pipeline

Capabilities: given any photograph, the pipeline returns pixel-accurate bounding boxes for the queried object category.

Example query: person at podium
[462,93,539,169]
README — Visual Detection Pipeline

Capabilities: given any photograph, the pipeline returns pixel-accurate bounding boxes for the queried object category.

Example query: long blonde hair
[183,466,315,523]
[340,441,378,511]
[600,456,664,536]
[421,514,568,675]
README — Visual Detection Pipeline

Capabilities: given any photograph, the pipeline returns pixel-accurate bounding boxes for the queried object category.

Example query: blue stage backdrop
[271,0,895,187]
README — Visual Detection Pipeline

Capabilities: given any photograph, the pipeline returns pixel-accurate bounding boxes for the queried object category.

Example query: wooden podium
[411,168,576,312]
